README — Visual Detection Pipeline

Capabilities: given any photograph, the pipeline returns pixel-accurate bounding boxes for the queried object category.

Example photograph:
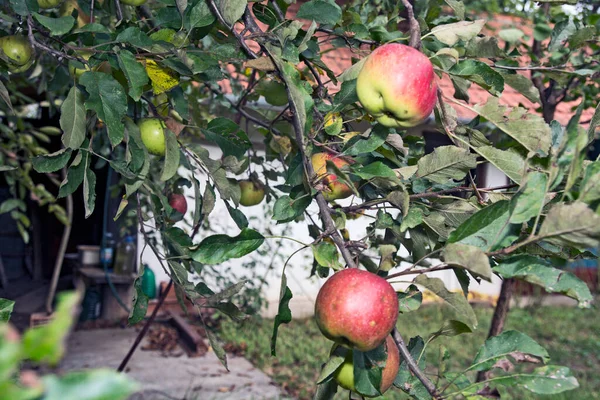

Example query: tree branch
[401,0,421,49]
[207,0,259,59]
[392,328,442,399]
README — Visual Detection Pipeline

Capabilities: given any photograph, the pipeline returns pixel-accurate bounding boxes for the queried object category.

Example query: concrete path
[57,328,284,400]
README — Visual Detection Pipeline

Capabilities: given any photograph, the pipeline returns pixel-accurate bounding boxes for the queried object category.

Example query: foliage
[0,0,598,398]
[0,294,138,400]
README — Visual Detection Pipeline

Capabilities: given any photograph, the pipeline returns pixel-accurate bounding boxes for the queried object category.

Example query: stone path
[58,328,285,400]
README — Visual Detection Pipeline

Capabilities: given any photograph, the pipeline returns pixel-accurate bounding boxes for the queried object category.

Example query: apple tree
[0,0,599,398]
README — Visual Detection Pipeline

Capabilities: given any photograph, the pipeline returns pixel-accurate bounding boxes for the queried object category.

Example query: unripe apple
[356,43,437,128]
[311,153,354,201]
[333,335,400,396]
[169,194,187,215]
[138,118,166,156]
[239,180,265,207]
[60,0,91,28]
[315,268,399,352]
[0,36,34,67]
[37,0,64,9]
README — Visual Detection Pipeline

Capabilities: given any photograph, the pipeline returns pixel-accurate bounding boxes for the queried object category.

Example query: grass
[219,302,600,400]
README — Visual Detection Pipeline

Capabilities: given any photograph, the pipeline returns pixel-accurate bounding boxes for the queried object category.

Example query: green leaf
[539,202,600,250]
[587,101,600,139]
[43,369,138,400]
[0,199,25,214]
[397,284,422,313]
[494,255,593,307]
[60,86,86,149]
[333,79,358,108]
[270,275,293,356]
[491,366,579,395]
[471,330,549,371]
[317,346,347,384]
[415,145,477,184]
[444,0,465,19]
[472,98,551,155]
[430,19,485,46]
[32,148,72,173]
[22,291,80,365]
[314,376,339,399]
[214,0,247,26]
[394,336,428,396]
[159,128,180,181]
[128,274,149,325]
[509,172,547,224]
[80,72,128,148]
[191,228,264,264]
[414,275,477,329]
[429,319,472,341]
[296,0,341,25]
[117,50,149,102]
[0,298,15,322]
[449,60,504,96]
[58,150,88,198]
[343,125,389,156]
[83,166,96,218]
[212,168,241,204]
[0,80,14,114]
[116,27,153,48]
[579,161,600,203]
[33,13,74,36]
[549,19,577,52]
[499,28,525,43]
[201,184,216,219]
[465,37,505,58]
[501,73,541,104]
[312,242,341,270]
[186,0,215,29]
[442,243,492,281]
[201,117,251,159]
[269,54,314,134]
[225,202,248,229]
[205,326,228,369]
[272,194,311,223]
[338,57,367,83]
[352,161,399,182]
[473,146,525,184]
[448,200,518,251]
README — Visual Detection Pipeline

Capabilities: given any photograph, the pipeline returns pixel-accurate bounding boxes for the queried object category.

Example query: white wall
[138,144,505,318]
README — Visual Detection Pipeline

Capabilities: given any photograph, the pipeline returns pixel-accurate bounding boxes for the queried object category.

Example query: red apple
[356,43,437,128]
[311,153,354,201]
[169,194,187,215]
[315,268,399,352]
[239,180,265,207]
[333,335,400,396]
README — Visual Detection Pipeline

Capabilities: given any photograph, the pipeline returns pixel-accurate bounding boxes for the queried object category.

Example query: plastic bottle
[100,232,116,270]
[113,235,137,275]
[141,264,156,299]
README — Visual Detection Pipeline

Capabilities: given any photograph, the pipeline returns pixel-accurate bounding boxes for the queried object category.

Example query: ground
[220,301,600,400]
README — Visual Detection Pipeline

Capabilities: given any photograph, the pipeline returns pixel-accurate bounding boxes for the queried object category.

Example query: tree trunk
[476,278,515,382]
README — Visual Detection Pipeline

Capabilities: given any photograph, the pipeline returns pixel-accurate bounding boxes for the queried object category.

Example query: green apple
[7,57,35,74]
[239,180,265,207]
[356,43,437,128]
[37,0,64,9]
[315,268,399,352]
[0,36,34,67]
[311,152,354,201]
[59,0,91,28]
[333,335,400,396]
[138,118,166,156]
[120,0,147,6]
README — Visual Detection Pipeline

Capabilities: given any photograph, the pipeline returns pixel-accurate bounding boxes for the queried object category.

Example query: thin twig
[401,0,421,49]
[207,0,259,59]
[392,328,442,399]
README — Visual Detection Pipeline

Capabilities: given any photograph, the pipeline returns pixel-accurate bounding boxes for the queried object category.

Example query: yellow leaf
[144,59,179,95]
